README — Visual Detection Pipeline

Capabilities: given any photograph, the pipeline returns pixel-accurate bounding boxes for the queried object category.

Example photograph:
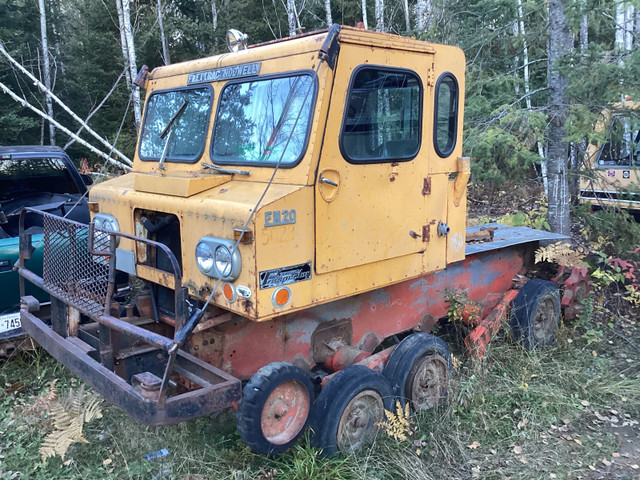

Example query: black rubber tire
[382,332,452,411]
[310,365,393,456]
[237,362,315,455]
[510,278,561,350]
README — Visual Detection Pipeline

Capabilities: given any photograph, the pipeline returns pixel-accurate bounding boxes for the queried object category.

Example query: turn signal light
[272,286,291,308]
[223,282,236,302]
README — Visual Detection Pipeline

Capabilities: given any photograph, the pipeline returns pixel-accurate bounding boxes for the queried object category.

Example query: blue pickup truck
[0,146,90,355]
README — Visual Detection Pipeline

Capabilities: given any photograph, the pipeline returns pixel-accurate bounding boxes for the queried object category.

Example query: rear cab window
[340,67,422,163]
[434,73,459,158]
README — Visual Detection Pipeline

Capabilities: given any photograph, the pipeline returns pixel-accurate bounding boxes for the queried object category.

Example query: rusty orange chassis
[17,214,587,425]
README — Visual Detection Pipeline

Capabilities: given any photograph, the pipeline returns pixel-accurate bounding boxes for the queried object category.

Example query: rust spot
[423,177,431,195]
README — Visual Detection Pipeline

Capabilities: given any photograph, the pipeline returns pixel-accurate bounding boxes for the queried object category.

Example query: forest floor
[0,184,639,479]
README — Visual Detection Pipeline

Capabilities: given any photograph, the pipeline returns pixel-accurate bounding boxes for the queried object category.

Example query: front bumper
[17,208,242,425]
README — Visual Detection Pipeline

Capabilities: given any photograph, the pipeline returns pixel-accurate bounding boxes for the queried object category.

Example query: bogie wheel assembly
[383,332,452,411]
[311,365,393,456]
[237,362,315,454]
[510,278,561,350]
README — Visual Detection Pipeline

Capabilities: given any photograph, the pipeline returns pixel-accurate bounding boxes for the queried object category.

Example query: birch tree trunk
[116,0,142,130]
[287,0,296,36]
[39,0,55,145]
[517,0,547,194]
[416,0,431,31]
[211,0,218,31]
[375,0,384,32]
[616,3,626,52]
[361,0,369,30]
[324,0,332,26]
[579,14,588,53]
[156,0,171,65]
[403,0,411,31]
[547,0,572,235]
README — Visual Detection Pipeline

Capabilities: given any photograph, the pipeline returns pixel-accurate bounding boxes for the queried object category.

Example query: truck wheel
[237,362,314,455]
[310,365,393,456]
[383,333,452,411]
[510,278,561,350]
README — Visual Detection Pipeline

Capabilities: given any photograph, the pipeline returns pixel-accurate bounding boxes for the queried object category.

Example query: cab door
[315,45,444,274]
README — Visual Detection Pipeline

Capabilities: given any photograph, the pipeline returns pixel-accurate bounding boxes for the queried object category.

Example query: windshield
[597,114,640,167]
[212,74,315,166]
[139,87,212,162]
[0,156,80,202]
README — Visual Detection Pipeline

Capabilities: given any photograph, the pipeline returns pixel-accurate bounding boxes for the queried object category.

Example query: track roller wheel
[383,332,452,411]
[237,362,314,455]
[510,278,561,350]
[311,365,393,456]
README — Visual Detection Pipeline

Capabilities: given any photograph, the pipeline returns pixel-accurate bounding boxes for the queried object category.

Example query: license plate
[0,312,21,334]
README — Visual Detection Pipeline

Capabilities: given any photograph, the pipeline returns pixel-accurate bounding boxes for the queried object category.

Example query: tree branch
[0,80,131,171]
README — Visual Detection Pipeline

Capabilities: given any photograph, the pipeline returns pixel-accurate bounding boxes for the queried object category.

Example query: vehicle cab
[89,25,468,325]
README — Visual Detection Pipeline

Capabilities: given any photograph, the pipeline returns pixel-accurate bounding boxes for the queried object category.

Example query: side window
[434,73,459,158]
[340,67,421,163]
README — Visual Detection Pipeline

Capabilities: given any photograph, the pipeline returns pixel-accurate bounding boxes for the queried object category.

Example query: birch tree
[416,0,430,31]
[39,0,55,145]
[324,0,332,26]
[211,0,218,32]
[116,0,141,130]
[547,0,572,235]
[361,0,369,30]
[402,0,411,31]
[375,0,384,32]
[287,0,297,36]
[156,0,171,65]
[515,0,547,194]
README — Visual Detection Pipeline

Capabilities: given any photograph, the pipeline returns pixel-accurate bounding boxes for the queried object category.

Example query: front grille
[41,214,110,316]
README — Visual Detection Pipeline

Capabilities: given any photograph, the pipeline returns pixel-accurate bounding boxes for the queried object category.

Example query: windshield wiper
[158,100,189,171]
[201,162,251,176]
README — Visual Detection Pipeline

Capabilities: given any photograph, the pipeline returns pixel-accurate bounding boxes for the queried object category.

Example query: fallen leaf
[622,397,628,402]
[631,465,639,470]
[513,445,523,454]
[574,439,582,445]
[468,441,480,450]
[103,458,112,466]
[602,459,612,467]
[592,350,598,357]
[610,409,618,415]
[519,456,528,464]
[581,400,590,407]
[589,465,596,471]
[612,452,620,457]
[596,442,603,448]
[550,474,557,479]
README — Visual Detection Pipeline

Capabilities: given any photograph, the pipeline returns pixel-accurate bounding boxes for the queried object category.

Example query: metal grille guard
[16,209,241,425]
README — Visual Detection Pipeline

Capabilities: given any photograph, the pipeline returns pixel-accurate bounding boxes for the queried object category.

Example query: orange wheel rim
[260,380,310,445]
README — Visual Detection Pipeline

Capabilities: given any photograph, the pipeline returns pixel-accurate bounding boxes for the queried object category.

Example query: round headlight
[196,242,214,273]
[215,245,232,277]
[102,218,116,232]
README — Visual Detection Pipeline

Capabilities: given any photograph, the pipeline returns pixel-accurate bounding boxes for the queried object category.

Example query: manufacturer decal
[265,209,296,227]
[608,170,616,177]
[187,62,261,85]
[259,262,312,289]
[236,285,252,298]
[623,170,631,179]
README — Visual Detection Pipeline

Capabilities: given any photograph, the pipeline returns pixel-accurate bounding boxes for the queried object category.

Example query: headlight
[195,237,241,280]
[93,213,120,247]
[215,245,232,277]
[196,241,214,272]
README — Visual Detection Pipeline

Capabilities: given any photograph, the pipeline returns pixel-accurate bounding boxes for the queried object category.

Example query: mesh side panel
[42,215,110,316]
